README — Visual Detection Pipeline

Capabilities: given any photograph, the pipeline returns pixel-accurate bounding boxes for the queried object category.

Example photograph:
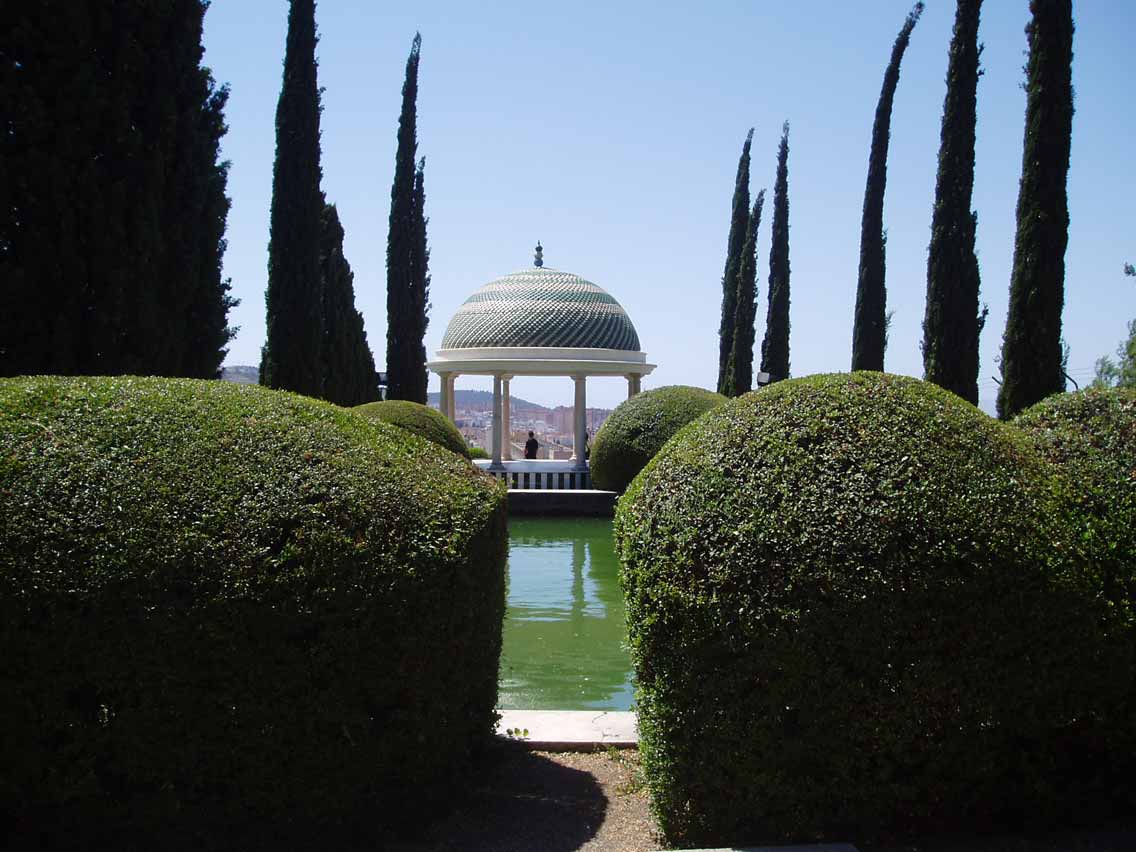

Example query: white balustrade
[474,459,593,491]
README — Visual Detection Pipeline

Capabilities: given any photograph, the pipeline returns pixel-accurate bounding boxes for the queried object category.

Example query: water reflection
[499,517,633,710]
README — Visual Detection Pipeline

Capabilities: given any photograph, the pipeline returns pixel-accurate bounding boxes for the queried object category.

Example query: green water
[498,516,634,711]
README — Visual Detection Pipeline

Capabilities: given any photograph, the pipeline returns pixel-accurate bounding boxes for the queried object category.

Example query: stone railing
[474,459,592,490]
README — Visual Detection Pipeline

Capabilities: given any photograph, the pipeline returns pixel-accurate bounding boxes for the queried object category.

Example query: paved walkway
[492,712,865,851]
[496,710,638,750]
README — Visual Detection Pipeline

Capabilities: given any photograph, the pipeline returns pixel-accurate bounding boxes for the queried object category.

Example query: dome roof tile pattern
[440,267,642,351]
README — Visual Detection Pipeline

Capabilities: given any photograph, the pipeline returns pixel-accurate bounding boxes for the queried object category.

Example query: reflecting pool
[498,516,634,710]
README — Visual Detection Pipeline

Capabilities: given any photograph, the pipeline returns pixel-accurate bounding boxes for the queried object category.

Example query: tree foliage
[261,0,324,397]
[591,386,727,493]
[760,123,792,385]
[923,0,985,405]
[723,190,765,397]
[1,375,506,847]
[1,0,236,378]
[617,372,1134,845]
[355,399,469,458]
[386,34,429,403]
[997,0,1075,419]
[320,201,379,406]
[1093,264,1136,389]
[717,129,754,396]
[409,156,431,402]
[852,2,924,373]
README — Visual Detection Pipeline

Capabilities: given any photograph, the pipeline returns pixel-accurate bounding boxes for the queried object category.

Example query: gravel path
[389,745,659,852]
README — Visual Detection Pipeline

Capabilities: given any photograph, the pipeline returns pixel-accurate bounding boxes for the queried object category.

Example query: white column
[439,372,451,420]
[446,373,458,420]
[502,375,513,460]
[572,374,587,470]
[632,374,642,396]
[491,374,503,468]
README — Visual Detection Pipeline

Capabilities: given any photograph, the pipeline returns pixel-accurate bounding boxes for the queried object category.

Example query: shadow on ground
[389,742,607,852]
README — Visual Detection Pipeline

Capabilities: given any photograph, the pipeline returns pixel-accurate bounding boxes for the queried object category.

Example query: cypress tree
[852,2,924,372]
[167,0,238,378]
[724,190,765,397]
[320,200,378,406]
[123,0,239,379]
[717,129,754,396]
[385,34,424,402]
[922,0,985,405]
[760,123,792,385]
[261,0,324,397]
[1,2,99,375]
[408,156,431,403]
[1,0,235,378]
[996,0,1074,419]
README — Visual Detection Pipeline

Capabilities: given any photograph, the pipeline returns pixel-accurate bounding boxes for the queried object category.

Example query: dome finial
[534,241,544,268]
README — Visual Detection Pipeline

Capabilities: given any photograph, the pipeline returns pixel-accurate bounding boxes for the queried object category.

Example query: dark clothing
[524,438,539,459]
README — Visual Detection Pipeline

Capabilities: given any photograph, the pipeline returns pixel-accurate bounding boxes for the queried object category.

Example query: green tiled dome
[441,266,642,351]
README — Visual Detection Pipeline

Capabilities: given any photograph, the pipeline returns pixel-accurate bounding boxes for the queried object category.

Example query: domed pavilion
[428,244,654,480]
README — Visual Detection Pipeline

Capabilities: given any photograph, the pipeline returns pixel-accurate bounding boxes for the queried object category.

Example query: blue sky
[203,1,1135,412]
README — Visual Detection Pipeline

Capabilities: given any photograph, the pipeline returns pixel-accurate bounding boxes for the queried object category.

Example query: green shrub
[591,385,725,493]
[468,445,490,460]
[0,376,507,850]
[1015,387,1136,626]
[615,372,1132,846]
[354,398,470,458]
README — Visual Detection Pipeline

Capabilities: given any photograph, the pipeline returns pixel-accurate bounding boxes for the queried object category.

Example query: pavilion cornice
[427,346,655,377]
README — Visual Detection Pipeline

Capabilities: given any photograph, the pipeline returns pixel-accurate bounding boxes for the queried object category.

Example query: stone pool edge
[496,709,637,750]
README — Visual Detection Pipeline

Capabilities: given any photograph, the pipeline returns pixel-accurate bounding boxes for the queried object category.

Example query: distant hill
[427,389,549,413]
[221,365,259,385]
[215,379,602,417]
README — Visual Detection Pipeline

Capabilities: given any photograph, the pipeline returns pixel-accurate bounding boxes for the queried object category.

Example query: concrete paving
[496,709,637,750]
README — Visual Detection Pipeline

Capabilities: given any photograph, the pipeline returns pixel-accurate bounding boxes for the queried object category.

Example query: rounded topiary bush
[468,445,490,460]
[354,398,470,458]
[590,385,725,492]
[615,372,1132,846]
[1014,387,1136,626]
[0,376,507,850]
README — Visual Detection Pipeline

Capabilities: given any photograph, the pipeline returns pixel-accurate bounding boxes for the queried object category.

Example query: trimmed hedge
[468,445,490,460]
[1015,387,1136,626]
[615,372,1133,846]
[354,399,470,458]
[591,385,726,493]
[0,376,507,850]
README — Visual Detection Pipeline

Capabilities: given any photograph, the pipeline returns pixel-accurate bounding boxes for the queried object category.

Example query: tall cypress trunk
[261,0,324,397]
[760,123,792,385]
[724,190,765,397]
[922,0,984,405]
[408,157,431,404]
[385,34,422,402]
[997,0,1074,419]
[717,129,753,396]
[852,2,924,373]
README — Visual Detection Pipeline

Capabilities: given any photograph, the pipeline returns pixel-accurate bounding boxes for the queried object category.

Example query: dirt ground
[386,742,1136,852]
[388,745,659,852]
